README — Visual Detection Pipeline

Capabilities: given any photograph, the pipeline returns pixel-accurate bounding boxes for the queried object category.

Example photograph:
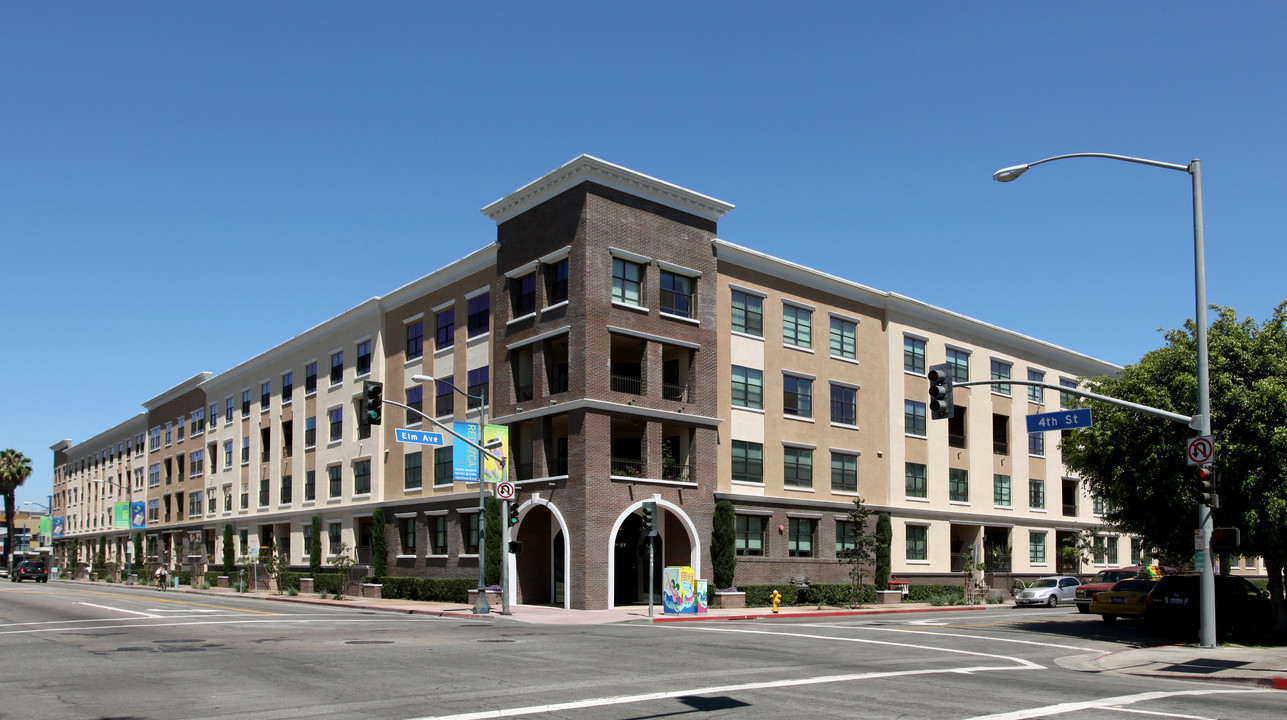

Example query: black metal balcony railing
[662,461,693,482]
[611,456,644,477]
[984,555,1012,573]
[1063,503,1077,517]
[662,382,690,402]
[993,440,1008,455]
[610,373,642,395]
[516,383,533,402]
[356,546,372,564]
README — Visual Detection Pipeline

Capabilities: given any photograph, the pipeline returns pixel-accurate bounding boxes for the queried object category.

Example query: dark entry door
[613,512,662,605]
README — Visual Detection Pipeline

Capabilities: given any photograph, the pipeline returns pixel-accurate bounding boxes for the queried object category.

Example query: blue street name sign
[395,428,445,446]
[1026,408,1093,433]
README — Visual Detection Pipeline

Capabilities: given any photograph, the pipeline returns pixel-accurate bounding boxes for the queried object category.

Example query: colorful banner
[39,516,50,538]
[52,517,65,538]
[482,424,509,484]
[452,421,480,482]
[130,501,146,530]
[114,502,129,529]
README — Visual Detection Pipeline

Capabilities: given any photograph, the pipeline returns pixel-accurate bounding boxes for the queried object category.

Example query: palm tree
[0,449,34,570]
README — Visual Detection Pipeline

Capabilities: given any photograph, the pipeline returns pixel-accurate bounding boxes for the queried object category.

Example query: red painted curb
[650,605,989,623]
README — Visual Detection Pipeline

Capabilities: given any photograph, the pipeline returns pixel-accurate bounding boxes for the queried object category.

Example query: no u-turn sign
[1186,435,1214,466]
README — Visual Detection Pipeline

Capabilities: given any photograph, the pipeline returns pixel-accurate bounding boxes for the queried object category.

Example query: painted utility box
[663,566,697,613]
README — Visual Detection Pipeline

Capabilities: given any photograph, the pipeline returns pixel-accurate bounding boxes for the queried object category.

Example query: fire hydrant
[770,589,782,613]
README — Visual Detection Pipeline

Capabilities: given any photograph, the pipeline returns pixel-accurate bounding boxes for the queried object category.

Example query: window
[305,417,316,448]
[330,351,344,385]
[280,475,292,504]
[735,515,764,556]
[831,453,858,493]
[241,438,250,464]
[1028,432,1044,456]
[993,414,1009,455]
[948,406,967,448]
[353,460,371,495]
[149,463,160,488]
[192,408,205,435]
[730,290,762,336]
[905,462,927,499]
[949,468,969,502]
[904,336,925,374]
[176,418,184,442]
[659,270,694,318]
[209,490,217,514]
[612,258,643,306]
[225,398,235,423]
[947,348,970,382]
[730,440,763,483]
[328,523,342,555]
[147,499,160,522]
[436,380,454,417]
[836,520,854,553]
[782,375,812,417]
[1029,478,1045,509]
[462,512,479,554]
[509,273,535,315]
[261,427,271,462]
[1093,494,1105,516]
[396,386,420,426]
[1106,536,1118,564]
[1029,532,1046,564]
[304,471,316,502]
[282,372,293,402]
[1027,369,1044,403]
[994,474,1011,506]
[261,381,271,410]
[731,366,763,409]
[436,308,455,349]
[1131,538,1142,565]
[406,320,424,360]
[329,407,343,442]
[783,304,812,348]
[829,317,856,359]
[1060,378,1079,408]
[467,293,490,337]
[547,259,569,305]
[990,360,1012,396]
[1093,536,1107,564]
[906,525,928,561]
[904,400,926,436]
[165,422,172,446]
[467,367,489,409]
[259,478,270,507]
[404,452,422,490]
[305,362,318,394]
[431,515,448,555]
[150,427,161,451]
[328,465,342,498]
[356,340,372,376]
[783,447,812,488]
[189,449,204,477]
[788,518,815,557]
[830,384,857,426]
[400,517,416,554]
[434,446,454,485]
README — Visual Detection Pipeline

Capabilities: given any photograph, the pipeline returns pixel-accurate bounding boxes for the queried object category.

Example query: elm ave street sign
[394,428,445,446]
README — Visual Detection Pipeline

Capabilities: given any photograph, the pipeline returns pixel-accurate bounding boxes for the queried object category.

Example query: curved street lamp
[993,152,1214,648]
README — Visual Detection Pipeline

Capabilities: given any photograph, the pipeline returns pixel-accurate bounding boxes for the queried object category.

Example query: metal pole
[1190,159,1217,649]
[475,387,489,615]
[501,498,511,615]
[648,533,655,618]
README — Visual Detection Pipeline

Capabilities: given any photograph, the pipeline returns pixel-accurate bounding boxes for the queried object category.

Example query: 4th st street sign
[1026,408,1093,433]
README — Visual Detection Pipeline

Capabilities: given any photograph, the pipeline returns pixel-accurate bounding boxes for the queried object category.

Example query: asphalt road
[0,582,1280,720]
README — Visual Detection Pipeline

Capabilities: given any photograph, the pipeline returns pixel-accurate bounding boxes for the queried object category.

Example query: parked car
[1015,575,1081,607]
[1143,573,1272,640]
[1075,565,1177,613]
[12,560,49,583]
[0,565,9,578]
[1089,578,1159,622]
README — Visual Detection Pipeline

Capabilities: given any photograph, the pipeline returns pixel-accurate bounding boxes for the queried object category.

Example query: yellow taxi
[1089,577,1160,622]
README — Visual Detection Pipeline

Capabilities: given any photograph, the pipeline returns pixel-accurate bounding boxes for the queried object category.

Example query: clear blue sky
[4,3,1284,508]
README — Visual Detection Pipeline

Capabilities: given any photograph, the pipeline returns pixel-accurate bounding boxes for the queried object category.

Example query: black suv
[11,560,48,583]
[1143,573,1270,640]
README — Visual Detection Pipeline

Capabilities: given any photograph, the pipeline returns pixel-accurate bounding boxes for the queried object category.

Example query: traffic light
[508,503,520,527]
[1210,527,1240,551]
[1195,465,1215,505]
[927,363,955,420]
[363,380,383,426]
[641,501,656,533]
[508,540,523,554]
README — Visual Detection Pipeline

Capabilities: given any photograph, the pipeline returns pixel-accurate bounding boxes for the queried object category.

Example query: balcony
[662,382,690,402]
[610,373,642,395]
[611,456,644,478]
[662,461,693,482]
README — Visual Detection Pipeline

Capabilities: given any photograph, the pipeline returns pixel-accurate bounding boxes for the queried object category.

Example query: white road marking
[408,664,1043,720]
[76,602,160,618]
[788,621,1100,652]
[962,689,1273,720]
[145,608,222,613]
[1105,706,1216,719]
[0,615,458,636]
[906,619,948,626]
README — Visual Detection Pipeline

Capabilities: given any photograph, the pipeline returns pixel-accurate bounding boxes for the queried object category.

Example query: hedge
[374,577,476,603]
[737,582,965,606]
[906,584,965,603]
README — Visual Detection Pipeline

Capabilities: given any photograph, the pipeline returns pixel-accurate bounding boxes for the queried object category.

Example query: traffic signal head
[927,363,955,420]
[363,380,383,426]
[1195,465,1215,505]
[641,501,656,532]
[508,503,520,527]
[1210,527,1240,551]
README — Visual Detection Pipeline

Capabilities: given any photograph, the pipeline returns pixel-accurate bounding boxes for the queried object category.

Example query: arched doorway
[613,513,661,606]
[510,495,571,609]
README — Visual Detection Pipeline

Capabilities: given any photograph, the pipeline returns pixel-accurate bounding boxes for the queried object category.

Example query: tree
[261,544,290,594]
[0,449,33,570]
[874,512,892,591]
[223,524,235,574]
[484,497,501,587]
[133,532,143,573]
[711,500,737,590]
[309,516,322,577]
[1061,303,1287,630]
[837,496,878,606]
[67,539,80,572]
[371,508,388,579]
[331,542,356,600]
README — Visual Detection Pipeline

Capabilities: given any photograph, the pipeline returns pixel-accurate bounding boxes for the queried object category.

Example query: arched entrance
[607,500,701,610]
[509,494,571,609]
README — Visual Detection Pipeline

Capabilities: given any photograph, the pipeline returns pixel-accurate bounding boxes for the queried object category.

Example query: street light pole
[92,475,135,586]
[411,374,492,615]
[994,152,1216,648]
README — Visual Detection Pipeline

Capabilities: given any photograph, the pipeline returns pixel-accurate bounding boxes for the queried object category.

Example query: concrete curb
[650,604,989,623]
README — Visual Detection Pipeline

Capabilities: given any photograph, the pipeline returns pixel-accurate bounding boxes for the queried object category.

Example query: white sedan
[1016,575,1081,607]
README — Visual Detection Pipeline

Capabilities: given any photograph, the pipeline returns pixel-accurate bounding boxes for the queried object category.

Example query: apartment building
[53,155,1182,610]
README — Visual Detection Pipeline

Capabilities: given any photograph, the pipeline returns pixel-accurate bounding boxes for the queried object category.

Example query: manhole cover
[345,640,394,645]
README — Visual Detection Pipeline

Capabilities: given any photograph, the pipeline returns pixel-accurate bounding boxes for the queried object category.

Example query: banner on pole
[453,422,481,482]
[130,501,147,529]
[482,425,509,484]
[114,502,130,529]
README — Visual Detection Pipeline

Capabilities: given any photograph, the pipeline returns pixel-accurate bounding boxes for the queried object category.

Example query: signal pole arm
[380,399,507,466]
[948,379,1201,430]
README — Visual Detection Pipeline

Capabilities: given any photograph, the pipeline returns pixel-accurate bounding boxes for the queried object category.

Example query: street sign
[395,428,445,447]
[1186,435,1214,466]
[1026,408,1093,433]
[495,481,515,500]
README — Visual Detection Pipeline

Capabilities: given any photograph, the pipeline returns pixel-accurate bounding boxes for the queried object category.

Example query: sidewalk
[64,579,1286,689]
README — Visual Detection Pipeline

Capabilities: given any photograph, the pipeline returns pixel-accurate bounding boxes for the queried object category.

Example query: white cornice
[490,397,722,427]
[481,155,735,226]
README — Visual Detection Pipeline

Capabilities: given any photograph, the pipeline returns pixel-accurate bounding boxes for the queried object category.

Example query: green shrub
[377,576,476,603]
[739,584,802,607]
[176,570,192,586]
[926,591,958,606]
[907,584,964,603]
[805,582,875,606]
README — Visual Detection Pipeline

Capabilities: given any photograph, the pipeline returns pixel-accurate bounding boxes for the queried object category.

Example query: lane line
[1104,707,1216,719]
[0,616,461,636]
[2,585,284,615]
[75,602,160,618]
[962,689,1273,720]
[407,664,1042,720]
[779,622,1099,652]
